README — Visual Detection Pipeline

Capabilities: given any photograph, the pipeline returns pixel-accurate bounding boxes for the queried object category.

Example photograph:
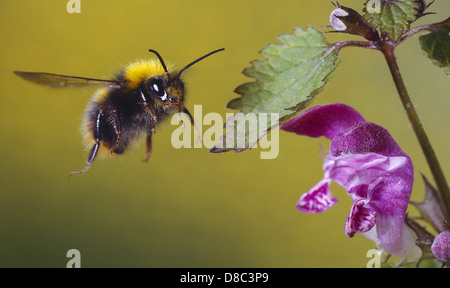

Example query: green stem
[381,43,450,220]
[395,17,450,45]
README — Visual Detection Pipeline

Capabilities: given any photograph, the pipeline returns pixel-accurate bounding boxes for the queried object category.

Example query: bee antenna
[148,49,169,77]
[176,48,225,80]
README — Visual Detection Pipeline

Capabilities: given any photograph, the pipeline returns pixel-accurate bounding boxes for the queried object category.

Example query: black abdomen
[84,87,154,155]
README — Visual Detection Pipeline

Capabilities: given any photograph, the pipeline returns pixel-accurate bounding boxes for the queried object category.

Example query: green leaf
[211,27,340,153]
[363,0,424,42]
[419,18,450,75]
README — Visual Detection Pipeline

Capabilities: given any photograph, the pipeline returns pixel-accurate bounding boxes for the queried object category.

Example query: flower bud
[431,231,450,262]
[330,8,349,31]
[329,4,380,41]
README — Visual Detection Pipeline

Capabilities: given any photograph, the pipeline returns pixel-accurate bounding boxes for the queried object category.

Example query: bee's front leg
[139,89,158,133]
[183,107,201,143]
[142,133,152,163]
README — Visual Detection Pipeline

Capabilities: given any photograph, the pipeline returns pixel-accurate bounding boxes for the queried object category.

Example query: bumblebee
[14,48,224,176]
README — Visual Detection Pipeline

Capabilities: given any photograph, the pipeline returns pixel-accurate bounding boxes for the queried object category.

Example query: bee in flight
[14,48,225,176]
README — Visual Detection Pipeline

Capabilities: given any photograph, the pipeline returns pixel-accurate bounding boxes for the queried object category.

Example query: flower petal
[330,122,407,157]
[362,223,422,259]
[330,8,349,31]
[296,179,338,214]
[326,153,410,198]
[345,199,376,237]
[281,103,365,140]
[368,173,418,258]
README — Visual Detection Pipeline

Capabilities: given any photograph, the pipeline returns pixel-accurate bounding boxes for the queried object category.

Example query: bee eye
[150,78,167,101]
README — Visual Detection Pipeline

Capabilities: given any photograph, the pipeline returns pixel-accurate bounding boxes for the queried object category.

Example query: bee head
[146,48,224,108]
[145,75,184,107]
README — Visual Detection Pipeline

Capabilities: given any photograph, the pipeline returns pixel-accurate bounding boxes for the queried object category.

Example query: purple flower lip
[282,103,421,258]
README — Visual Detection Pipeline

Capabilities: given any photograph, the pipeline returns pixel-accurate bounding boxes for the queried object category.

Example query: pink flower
[282,103,420,258]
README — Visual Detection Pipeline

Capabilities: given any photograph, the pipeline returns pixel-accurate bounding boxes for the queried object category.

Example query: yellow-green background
[0,0,449,268]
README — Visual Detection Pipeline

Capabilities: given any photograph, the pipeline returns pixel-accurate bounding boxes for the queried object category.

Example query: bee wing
[14,71,123,88]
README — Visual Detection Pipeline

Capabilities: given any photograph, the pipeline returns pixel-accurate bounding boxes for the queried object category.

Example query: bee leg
[68,110,103,177]
[68,143,100,177]
[150,114,158,134]
[109,110,122,155]
[146,104,158,134]
[142,133,152,162]
[183,107,201,143]
[182,107,195,126]
[139,89,158,133]
[177,112,185,129]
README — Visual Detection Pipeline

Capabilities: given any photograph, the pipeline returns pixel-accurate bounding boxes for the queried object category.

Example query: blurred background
[0,0,449,267]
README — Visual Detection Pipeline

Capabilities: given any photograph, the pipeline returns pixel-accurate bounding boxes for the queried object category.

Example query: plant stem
[381,42,450,220]
[396,17,450,45]
[332,40,379,51]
